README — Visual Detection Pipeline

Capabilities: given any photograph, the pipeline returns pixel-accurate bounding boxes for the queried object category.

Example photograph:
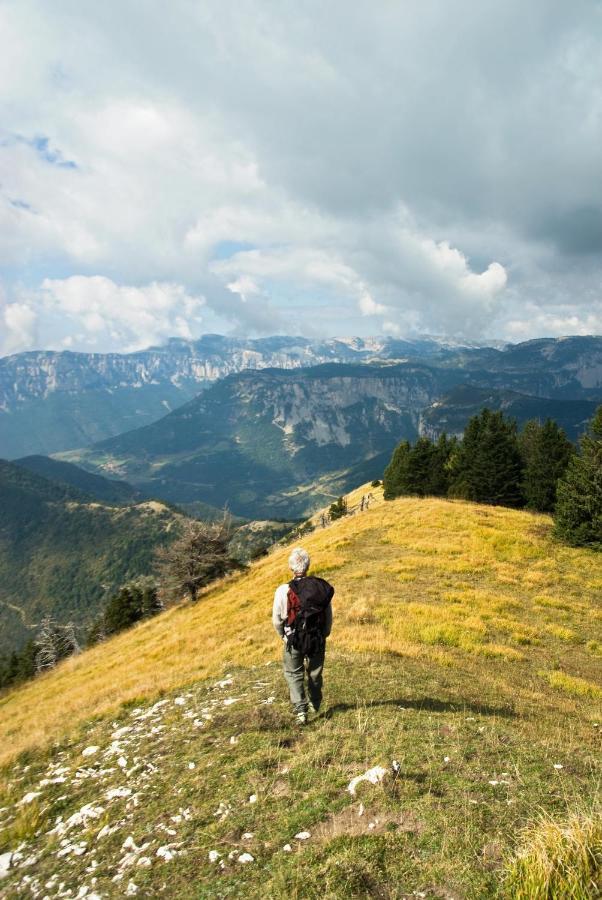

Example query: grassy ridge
[1,487,601,765]
[0,489,600,897]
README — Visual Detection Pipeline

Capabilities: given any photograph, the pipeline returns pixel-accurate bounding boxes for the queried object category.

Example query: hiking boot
[308,702,319,717]
[295,711,308,727]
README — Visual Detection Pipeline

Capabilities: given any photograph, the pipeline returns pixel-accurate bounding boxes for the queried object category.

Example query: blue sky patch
[19,135,78,170]
[212,240,255,260]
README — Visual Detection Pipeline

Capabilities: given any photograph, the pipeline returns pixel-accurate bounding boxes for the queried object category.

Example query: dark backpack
[286,576,334,656]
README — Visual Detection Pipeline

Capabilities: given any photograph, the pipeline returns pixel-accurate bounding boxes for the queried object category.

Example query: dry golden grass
[1,487,601,766]
[504,809,602,899]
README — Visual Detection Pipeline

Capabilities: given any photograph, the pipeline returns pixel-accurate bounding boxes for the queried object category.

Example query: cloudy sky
[1,1,601,355]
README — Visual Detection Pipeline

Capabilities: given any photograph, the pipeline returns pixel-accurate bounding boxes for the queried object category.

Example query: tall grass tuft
[503,810,602,899]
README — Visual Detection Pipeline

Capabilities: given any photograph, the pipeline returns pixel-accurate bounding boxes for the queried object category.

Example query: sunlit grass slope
[1,485,601,766]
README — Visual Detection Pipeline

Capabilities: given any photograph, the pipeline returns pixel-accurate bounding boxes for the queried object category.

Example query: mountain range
[3,334,602,464]
[59,335,602,519]
[0,334,485,458]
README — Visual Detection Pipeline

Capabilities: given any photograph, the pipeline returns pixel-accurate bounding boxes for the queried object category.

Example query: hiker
[272,547,334,725]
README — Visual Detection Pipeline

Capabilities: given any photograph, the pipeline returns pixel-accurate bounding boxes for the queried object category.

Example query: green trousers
[282,642,326,714]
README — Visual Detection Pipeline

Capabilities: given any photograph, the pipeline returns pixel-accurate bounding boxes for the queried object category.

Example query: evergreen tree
[383,440,411,499]
[427,433,455,496]
[86,618,106,647]
[520,419,574,512]
[16,639,37,683]
[405,437,436,496]
[0,651,20,689]
[449,408,524,507]
[329,496,348,520]
[156,516,239,603]
[103,584,143,636]
[554,407,602,546]
[101,577,162,637]
[384,434,454,500]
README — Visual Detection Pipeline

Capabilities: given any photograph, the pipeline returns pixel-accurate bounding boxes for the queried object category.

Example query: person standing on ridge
[272,547,334,726]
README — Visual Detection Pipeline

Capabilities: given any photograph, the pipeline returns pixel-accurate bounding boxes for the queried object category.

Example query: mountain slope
[421,384,598,441]
[0,461,186,655]
[0,491,600,898]
[15,455,145,505]
[66,359,600,519]
[62,363,464,518]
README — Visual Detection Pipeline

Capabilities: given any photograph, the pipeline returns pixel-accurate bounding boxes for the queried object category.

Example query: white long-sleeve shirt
[272,582,333,639]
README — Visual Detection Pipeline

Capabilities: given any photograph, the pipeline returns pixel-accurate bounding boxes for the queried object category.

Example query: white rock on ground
[112,726,132,739]
[347,765,388,796]
[237,853,254,863]
[82,747,99,758]
[105,787,132,800]
[18,792,42,806]
[0,852,12,878]
[294,831,311,840]
[49,803,105,835]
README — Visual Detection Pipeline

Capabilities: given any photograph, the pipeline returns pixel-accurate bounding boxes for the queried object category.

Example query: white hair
[288,547,310,576]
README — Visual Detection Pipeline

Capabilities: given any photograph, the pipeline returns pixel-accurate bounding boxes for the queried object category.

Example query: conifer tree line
[384,405,602,547]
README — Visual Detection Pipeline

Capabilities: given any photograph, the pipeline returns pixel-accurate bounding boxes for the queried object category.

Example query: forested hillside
[15,455,145,505]
[0,461,186,655]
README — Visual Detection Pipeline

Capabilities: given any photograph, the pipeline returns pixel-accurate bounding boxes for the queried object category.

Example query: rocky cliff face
[0,335,480,411]
[0,335,472,457]
[65,363,464,518]
[4,333,602,460]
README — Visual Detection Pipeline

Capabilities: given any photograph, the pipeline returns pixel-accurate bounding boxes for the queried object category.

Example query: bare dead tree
[35,617,80,672]
[155,515,240,604]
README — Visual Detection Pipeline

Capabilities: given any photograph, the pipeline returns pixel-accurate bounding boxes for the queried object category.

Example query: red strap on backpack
[286,587,301,626]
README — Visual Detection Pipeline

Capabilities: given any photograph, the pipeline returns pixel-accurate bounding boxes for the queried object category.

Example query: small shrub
[0,799,46,850]
[419,623,463,647]
[471,642,524,661]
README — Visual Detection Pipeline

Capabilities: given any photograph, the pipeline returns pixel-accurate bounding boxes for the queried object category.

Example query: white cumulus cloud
[32,277,205,353]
